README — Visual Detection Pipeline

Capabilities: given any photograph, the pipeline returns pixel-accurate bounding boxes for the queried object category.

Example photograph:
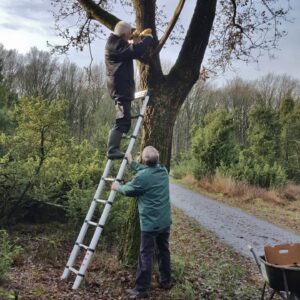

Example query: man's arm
[130,161,146,172]
[125,153,145,172]
[112,174,145,197]
[116,36,153,61]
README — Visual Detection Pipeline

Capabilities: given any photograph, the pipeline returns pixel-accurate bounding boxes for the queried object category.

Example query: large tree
[50,0,291,263]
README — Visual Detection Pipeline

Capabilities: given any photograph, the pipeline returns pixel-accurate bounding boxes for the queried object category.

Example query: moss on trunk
[119,199,141,267]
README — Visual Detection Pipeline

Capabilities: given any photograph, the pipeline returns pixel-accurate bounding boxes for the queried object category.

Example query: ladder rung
[69,267,79,275]
[86,220,98,227]
[95,199,106,204]
[102,177,115,182]
[131,114,144,119]
[77,243,88,250]
[122,134,137,140]
[134,90,147,99]
[102,177,123,183]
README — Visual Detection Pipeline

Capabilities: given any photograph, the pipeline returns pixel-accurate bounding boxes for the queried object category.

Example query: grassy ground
[1,207,263,300]
[173,175,300,236]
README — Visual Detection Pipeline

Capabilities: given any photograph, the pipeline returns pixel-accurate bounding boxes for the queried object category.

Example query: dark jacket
[105,33,152,101]
[116,161,172,232]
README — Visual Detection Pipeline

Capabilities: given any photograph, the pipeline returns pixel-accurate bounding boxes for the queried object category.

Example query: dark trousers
[113,99,131,133]
[135,227,171,292]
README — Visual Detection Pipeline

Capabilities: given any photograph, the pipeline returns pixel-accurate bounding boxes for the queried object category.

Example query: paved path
[170,183,300,258]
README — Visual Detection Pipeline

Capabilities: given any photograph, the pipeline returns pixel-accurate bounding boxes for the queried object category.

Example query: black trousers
[135,227,171,292]
[113,98,131,133]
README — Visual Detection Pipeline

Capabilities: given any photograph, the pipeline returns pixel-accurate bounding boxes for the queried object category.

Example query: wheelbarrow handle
[248,245,262,274]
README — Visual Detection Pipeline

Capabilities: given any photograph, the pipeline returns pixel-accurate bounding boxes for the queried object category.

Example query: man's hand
[129,30,141,44]
[125,152,133,164]
[111,182,119,191]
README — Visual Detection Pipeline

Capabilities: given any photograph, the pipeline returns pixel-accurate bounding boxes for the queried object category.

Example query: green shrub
[172,158,194,180]
[228,150,287,188]
[0,97,106,226]
[0,230,21,281]
[191,108,237,179]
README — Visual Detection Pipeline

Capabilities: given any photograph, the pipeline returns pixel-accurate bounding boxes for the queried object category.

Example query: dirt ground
[1,207,262,300]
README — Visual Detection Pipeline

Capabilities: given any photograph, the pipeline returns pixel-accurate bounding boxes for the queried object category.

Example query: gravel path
[170,183,300,258]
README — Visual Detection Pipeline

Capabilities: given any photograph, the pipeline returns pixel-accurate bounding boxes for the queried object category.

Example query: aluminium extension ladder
[61,90,150,289]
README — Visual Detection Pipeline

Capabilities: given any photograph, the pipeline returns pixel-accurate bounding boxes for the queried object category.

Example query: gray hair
[142,146,159,166]
[114,21,131,37]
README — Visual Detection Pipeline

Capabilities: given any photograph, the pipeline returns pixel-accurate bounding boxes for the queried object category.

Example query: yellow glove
[130,30,141,44]
[139,28,153,38]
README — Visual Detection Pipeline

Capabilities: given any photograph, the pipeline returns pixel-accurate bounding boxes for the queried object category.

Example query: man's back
[136,164,171,232]
[116,161,172,232]
[105,34,135,100]
[105,33,152,101]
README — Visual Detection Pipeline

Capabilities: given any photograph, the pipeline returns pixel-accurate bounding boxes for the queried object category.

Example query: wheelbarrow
[249,243,300,300]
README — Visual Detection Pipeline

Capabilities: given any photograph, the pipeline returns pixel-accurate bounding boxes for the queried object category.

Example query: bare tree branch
[156,0,185,53]
[167,0,217,102]
[230,0,243,33]
[77,0,121,30]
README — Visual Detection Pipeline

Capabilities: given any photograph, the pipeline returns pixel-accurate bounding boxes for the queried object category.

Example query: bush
[0,97,106,226]
[172,157,195,180]
[228,150,287,188]
[191,108,237,179]
[0,230,21,281]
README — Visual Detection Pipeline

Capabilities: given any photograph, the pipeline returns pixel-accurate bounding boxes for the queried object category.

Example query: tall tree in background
[50,0,291,264]
[279,97,300,180]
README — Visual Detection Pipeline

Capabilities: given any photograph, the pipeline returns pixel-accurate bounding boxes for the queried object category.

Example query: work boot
[107,129,124,160]
[126,288,149,298]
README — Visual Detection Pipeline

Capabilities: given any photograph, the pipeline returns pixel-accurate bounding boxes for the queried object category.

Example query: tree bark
[118,200,140,267]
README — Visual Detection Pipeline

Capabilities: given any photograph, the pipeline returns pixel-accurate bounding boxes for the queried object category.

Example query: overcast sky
[0,0,299,85]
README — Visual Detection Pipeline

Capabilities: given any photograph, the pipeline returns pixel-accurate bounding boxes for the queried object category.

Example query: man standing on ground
[105,21,153,159]
[111,146,172,297]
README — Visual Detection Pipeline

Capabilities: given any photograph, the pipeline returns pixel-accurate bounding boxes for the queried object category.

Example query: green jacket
[116,161,171,232]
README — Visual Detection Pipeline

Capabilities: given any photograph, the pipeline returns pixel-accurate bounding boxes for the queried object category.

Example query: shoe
[126,288,149,298]
[107,129,124,159]
[159,282,172,290]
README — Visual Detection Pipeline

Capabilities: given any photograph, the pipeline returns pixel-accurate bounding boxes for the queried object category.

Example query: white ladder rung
[86,220,98,227]
[102,177,115,182]
[122,134,131,139]
[77,243,89,250]
[95,199,106,204]
[69,267,79,275]
[134,90,147,99]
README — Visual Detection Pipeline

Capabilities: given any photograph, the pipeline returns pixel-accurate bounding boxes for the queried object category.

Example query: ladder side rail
[61,159,113,279]
[72,95,150,289]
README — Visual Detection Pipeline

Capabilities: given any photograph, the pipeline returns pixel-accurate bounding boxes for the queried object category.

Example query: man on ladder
[105,21,153,159]
[112,146,172,298]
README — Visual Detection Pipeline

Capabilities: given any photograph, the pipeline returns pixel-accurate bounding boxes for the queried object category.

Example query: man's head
[114,21,132,41]
[142,146,159,167]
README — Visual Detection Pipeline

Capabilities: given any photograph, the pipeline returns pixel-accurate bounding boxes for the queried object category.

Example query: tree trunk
[119,0,216,266]
[118,200,140,266]
[119,75,184,265]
